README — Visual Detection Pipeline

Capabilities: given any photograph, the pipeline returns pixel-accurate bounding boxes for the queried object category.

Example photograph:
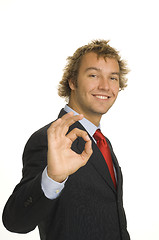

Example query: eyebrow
[85,67,101,72]
[111,72,120,75]
[85,67,120,75]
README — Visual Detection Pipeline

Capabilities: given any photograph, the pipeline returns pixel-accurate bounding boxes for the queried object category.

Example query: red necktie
[93,129,116,188]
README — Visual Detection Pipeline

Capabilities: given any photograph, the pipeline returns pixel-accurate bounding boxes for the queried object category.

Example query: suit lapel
[90,140,117,193]
[58,109,118,193]
[70,121,117,193]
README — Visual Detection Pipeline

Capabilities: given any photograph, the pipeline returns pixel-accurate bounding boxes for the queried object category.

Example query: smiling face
[68,52,120,126]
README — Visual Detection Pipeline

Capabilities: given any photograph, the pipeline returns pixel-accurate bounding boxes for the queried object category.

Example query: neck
[67,103,102,127]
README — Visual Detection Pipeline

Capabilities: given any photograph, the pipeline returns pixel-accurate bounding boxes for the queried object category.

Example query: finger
[81,140,93,163]
[61,111,74,119]
[56,114,84,137]
[61,111,83,122]
[66,128,90,143]
[47,118,62,135]
[48,112,84,140]
[48,112,81,132]
[60,113,84,128]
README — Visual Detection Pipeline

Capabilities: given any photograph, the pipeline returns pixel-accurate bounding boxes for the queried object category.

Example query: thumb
[80,140,93,164]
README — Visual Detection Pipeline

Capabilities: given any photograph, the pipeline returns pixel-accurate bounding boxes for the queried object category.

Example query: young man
[3,40,130,240]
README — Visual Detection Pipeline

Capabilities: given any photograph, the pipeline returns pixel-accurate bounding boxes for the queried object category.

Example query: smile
[93,95,110,100]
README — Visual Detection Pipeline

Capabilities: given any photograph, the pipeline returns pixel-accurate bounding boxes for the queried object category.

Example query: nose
[98,76,110,91]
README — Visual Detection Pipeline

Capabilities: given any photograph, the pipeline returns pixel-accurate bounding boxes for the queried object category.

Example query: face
[68,52,120,126]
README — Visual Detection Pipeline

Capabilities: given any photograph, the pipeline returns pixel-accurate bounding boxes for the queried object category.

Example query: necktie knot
[93,129,107,145]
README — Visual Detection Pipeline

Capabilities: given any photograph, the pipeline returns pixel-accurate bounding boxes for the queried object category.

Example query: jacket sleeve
[2,125,58,233]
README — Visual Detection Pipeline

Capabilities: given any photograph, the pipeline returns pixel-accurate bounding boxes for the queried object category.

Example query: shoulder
[25,109,66,148]
[23,121,54,153]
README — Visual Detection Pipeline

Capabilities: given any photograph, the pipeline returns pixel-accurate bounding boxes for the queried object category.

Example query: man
[3,40,130,240]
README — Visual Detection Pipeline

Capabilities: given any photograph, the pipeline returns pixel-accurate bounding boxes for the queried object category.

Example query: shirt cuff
[41,167,68,200]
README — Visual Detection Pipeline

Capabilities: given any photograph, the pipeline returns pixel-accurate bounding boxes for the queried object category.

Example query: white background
[0,0,159,239]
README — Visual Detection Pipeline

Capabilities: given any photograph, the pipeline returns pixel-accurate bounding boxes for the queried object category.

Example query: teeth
[95,95,108,100]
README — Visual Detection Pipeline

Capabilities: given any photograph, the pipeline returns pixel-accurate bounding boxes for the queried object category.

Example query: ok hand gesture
[47,112,93,183]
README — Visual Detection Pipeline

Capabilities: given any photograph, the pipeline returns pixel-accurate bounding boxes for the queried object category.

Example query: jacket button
[24,197,33,207]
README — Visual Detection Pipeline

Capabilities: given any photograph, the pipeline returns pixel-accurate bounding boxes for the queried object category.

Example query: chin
[92,108,110,116]
[96,105,112,113]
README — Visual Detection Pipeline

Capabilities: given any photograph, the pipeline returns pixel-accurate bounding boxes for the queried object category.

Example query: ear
[68,79,76,90]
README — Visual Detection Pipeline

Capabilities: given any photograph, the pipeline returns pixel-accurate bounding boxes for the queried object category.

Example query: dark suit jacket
[3,109,130,240]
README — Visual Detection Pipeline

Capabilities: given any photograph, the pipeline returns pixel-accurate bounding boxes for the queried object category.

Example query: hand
[47,112,93,182]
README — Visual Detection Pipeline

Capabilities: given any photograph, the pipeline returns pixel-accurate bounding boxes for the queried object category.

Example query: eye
[110,77,118,81]
[89,74,97,78]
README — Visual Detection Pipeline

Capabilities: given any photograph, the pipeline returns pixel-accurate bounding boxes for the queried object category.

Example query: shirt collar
[64,105,100,139]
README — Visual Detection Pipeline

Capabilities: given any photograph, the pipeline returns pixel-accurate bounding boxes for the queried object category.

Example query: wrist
[47,168,68,183]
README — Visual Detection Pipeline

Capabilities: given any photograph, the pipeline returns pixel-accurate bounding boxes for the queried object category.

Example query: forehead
[79,52,119,72]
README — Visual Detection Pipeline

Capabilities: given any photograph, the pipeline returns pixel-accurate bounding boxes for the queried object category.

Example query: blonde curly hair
[58,40,129,101]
